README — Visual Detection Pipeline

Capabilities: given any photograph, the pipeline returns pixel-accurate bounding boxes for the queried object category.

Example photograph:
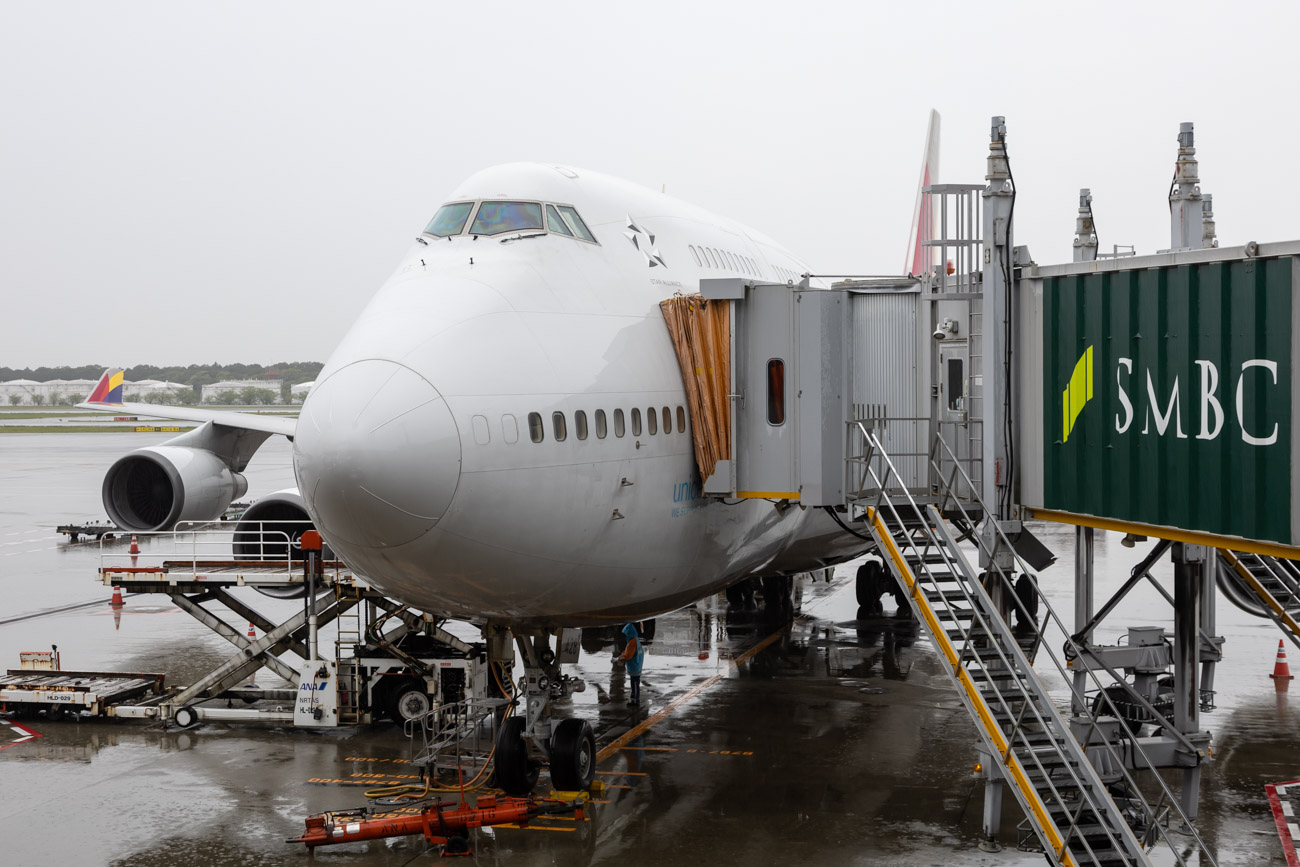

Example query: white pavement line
[1285,801,1296,818]
[1289,823,1300,842]
[1281,784,1291,795]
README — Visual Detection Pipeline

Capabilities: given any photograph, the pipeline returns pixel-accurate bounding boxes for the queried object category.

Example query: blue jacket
[621,623,645,676]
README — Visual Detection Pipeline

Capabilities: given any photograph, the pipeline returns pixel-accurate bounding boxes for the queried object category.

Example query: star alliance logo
[624,216,666,268]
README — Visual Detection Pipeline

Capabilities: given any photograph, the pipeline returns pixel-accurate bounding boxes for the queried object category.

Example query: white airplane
[81,111,941,793]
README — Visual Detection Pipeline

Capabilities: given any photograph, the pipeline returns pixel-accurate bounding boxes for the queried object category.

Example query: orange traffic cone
[1269,640,1293,690]
[111,586,124,607]
[246,622,258,687]
[128,534,139,555]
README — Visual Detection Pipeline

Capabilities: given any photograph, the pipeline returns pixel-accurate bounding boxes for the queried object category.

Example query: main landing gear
[490,629,594,796]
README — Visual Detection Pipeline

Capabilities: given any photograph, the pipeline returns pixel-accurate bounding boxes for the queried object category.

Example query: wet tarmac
[1,433,1297,865]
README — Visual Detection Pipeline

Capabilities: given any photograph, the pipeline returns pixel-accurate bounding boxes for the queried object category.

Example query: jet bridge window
[424,202,474,237]
[528,412,544,443]
[470,201,544,236]
[767,359,786,425]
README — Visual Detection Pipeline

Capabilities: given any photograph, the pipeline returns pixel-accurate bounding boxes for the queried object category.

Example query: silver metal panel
[736,284,796,495]
[849,292,923,488]
[700,277,747,300]
[795,290,848,506]
[1019,276,1045,509]
[1030,238,1300,279]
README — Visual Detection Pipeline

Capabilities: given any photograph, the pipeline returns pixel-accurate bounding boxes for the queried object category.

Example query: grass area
[0,411,96,419]
[0,425,198,434]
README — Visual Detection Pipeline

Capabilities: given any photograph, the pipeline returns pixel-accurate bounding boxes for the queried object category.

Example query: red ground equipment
[289,794,584,854]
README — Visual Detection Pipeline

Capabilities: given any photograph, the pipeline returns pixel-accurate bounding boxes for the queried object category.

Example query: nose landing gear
[491,629,593,796]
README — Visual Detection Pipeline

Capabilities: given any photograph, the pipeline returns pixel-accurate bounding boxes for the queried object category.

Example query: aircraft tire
[495,716,540,796]
[856,560,885,613]
[548,718,596,791]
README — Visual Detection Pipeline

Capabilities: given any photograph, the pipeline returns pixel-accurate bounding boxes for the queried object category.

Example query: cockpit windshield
[470,201,545,236]
[421,199,597,244]
[424,202,474,237]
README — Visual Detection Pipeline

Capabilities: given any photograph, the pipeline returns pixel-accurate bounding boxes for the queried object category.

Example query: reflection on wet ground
[1,435,1297,865]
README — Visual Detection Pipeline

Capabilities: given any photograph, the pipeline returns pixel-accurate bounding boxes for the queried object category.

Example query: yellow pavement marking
[595,623,791,764]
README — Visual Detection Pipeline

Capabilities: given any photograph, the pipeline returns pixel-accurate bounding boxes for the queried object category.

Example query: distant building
[122,380,191,399]
[0,378,97,405]
[200,379,283,404]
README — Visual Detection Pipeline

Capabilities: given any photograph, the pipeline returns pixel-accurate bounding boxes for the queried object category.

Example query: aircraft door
[735,284,797,498]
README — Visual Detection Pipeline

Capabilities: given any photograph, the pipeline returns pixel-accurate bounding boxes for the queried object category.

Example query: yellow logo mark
[1062,345,1093,442]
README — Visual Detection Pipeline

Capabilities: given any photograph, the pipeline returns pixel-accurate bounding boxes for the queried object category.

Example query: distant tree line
[0,362,323,404]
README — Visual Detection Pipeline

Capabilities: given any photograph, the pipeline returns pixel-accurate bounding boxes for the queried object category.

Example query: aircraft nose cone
[294,359,460,549]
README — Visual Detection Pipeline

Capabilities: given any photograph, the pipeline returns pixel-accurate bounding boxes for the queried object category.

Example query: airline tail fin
[904,109,941,277]
[85,368,126,406]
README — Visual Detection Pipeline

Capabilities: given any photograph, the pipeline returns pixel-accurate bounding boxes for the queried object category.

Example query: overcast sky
[3,1,1297,368]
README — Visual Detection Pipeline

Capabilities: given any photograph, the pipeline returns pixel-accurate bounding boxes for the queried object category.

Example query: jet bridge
[663,116,1300,866]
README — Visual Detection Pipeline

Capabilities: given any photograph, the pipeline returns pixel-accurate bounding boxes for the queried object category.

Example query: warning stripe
[1266,780,1300,867]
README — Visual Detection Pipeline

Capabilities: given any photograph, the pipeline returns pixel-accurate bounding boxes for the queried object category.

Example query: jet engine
[233,489,334,599]
[232,488,332,562]
[102,445,248,532]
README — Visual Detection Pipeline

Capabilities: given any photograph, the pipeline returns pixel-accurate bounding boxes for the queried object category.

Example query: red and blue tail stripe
[87,369,125,405]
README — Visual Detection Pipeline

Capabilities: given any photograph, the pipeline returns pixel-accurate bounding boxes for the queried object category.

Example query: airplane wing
[77,369,298,438]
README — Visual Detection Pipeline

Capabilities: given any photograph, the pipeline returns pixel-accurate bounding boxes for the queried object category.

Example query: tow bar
[288,794,585,856]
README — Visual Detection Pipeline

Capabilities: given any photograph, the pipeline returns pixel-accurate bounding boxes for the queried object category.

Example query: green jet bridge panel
[1019,244,1300,555]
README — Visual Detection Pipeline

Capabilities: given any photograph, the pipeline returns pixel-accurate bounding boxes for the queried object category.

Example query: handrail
[859,437,1127,864]
[1220,551,1300,644]
[98,521,353,585]
[855,423,1219,866]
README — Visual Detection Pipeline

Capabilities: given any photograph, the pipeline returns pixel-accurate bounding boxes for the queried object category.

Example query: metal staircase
[851,425,1217,867]
[1218,550,1300,647]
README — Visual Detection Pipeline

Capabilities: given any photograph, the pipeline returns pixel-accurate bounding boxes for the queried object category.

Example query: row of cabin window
[688,245,762,278]
[688,244,801,285]
[526,406,687,443]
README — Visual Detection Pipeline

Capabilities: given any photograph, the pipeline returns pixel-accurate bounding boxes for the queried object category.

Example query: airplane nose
[293,359,461,549]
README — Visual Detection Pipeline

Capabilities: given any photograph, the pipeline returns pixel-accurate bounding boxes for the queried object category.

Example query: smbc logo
[1061,345,1281,446]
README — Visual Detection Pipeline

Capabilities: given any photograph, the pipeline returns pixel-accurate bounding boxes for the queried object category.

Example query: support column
[981,117,1016,519]
[1072,526,1095,714]
[1172,542,1206,820]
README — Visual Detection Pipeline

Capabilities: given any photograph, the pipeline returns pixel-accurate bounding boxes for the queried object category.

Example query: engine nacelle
[232,488,333,561]
[233,489,334,600]
[102,446,248,532]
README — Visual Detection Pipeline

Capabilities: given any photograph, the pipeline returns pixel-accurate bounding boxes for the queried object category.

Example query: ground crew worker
[614,622,645,705]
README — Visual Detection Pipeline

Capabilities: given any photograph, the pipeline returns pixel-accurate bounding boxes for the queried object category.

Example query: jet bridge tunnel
[659,117,1300,866]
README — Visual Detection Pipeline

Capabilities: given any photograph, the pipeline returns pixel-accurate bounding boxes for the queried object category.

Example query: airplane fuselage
[292,164,865,627]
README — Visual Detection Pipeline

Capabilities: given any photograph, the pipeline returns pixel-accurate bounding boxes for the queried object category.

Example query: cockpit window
[470,201,544,236]
[546,204,574,237]
[556,205,595,243]
[424,202,473,237]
